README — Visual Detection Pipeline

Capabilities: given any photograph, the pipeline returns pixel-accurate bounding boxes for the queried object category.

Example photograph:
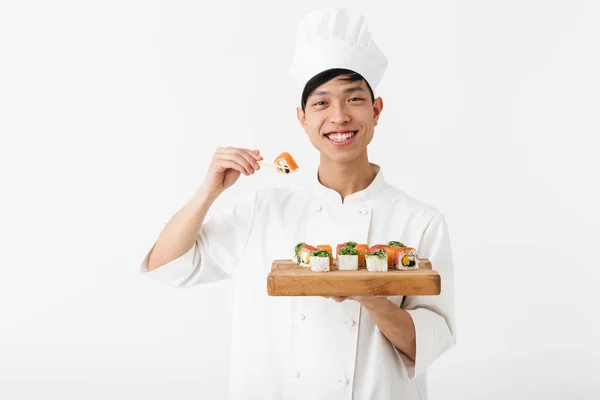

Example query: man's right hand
[199,147,263,196]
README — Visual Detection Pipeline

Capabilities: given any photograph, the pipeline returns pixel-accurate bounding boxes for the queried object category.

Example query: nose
[328,101,351,124]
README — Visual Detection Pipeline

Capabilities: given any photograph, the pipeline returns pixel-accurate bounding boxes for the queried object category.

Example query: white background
[1,0,599,399]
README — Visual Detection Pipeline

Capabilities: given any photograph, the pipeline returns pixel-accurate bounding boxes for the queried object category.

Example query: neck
[317,150,377,202]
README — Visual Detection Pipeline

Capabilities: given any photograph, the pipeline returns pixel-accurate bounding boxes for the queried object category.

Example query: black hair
[300,68,375,113]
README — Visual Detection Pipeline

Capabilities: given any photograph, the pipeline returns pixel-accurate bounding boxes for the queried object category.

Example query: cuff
[403,308,438,381]
[139,241,198,287]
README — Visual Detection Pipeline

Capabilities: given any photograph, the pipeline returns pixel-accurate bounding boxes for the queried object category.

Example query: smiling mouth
[324,131,358,142]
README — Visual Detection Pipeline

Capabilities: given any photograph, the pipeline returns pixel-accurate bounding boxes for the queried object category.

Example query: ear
[373,97,384,126]
[296,106,307,131]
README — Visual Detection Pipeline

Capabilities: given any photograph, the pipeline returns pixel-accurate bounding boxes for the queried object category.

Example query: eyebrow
[309,86,366,98]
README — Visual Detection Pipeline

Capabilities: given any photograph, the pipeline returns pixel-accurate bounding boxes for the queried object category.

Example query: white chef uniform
[140,163,456,400]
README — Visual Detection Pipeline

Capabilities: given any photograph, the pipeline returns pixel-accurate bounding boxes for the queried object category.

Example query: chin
[323,150,361,164]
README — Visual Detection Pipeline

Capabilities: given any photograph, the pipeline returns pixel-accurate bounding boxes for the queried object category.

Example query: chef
[140,7,456,400]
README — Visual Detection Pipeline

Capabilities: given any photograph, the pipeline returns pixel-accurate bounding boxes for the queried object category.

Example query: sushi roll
[274,152,299,174]
[309,249,331,272]
[365,247,388,272]
[335,241,357,259]
[317,244,333,266]
[298,244,317,267]
[369,244,394,268]
[394,247,419,270]
[387,241,407,268]
[293,242,305,264]
[354,244,368,267]
[337,245,359,271]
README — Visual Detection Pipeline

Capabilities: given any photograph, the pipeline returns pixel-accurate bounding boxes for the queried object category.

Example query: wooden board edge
[267,273,442,297]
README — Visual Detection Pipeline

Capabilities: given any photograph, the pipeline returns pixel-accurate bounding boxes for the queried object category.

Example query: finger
[238,149,262,170]
[216,159,248,176]
[217,152,255,175]
[250,149,264,161]
[217,147,263,161]
[223,148,261,172]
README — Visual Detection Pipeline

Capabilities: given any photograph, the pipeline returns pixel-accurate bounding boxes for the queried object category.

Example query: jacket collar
[312,163,386,206]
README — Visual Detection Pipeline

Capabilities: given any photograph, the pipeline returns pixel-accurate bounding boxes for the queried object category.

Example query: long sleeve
[139,190,257,288]
[397,211,457,380]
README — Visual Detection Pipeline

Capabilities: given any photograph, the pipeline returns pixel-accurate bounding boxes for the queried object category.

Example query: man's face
[297,75,383,164]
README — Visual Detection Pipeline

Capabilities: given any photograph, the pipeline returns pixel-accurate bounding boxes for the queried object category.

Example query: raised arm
[146,147,263,272]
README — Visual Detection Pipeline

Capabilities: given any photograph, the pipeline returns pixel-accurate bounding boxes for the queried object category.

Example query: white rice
[394,249,420,270]
[299,249,311,267]
[396,259,419,270]
[337,255,358,271]
[310,256,330,272]
[276,159,291,174]
[366,255,388,272]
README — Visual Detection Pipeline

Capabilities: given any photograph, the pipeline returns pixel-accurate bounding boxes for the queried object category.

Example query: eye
[349,97,363,102]
[313,101,326,106]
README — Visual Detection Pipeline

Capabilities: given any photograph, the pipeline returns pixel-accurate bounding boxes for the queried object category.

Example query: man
[141,8,456,400]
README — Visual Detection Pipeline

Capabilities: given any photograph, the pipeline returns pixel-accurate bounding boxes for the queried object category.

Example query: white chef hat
[289,8,388,101]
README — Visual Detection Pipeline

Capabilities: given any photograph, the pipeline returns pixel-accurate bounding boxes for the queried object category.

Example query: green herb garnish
[388,241,406,248]
[339,246,359,256]
[294,242,305,262]
[311,249,331,258]
[366,249,387,260]
[345,241,357,248]
[295,242,306,254]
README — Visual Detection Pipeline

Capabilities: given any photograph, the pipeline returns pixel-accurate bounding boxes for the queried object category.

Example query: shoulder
[380,182,445,222]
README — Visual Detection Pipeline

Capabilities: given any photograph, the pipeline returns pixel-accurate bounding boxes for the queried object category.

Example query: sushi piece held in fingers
[274,152,299,174]
[335,241,357,259]
[309,249,331,272]
[365,248,388,272]
[394,247,419,270]
[317,245,333,266]
[293,242,305,264]
[354,244,368,267]
[298,244,317,267]
[337,245,359,271]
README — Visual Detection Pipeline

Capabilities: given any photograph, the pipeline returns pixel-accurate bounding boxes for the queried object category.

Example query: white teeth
[327,132,355,142]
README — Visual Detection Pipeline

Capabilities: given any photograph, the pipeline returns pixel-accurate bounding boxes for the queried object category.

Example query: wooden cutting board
[267,259,440,297]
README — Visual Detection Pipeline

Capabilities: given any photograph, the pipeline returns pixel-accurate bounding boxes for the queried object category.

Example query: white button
[293,370,300,378]
[339,378,349,385]
[315,204,322,212]
[358,208,369,215]
[346,319,356,327]
[299,313,305,321]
